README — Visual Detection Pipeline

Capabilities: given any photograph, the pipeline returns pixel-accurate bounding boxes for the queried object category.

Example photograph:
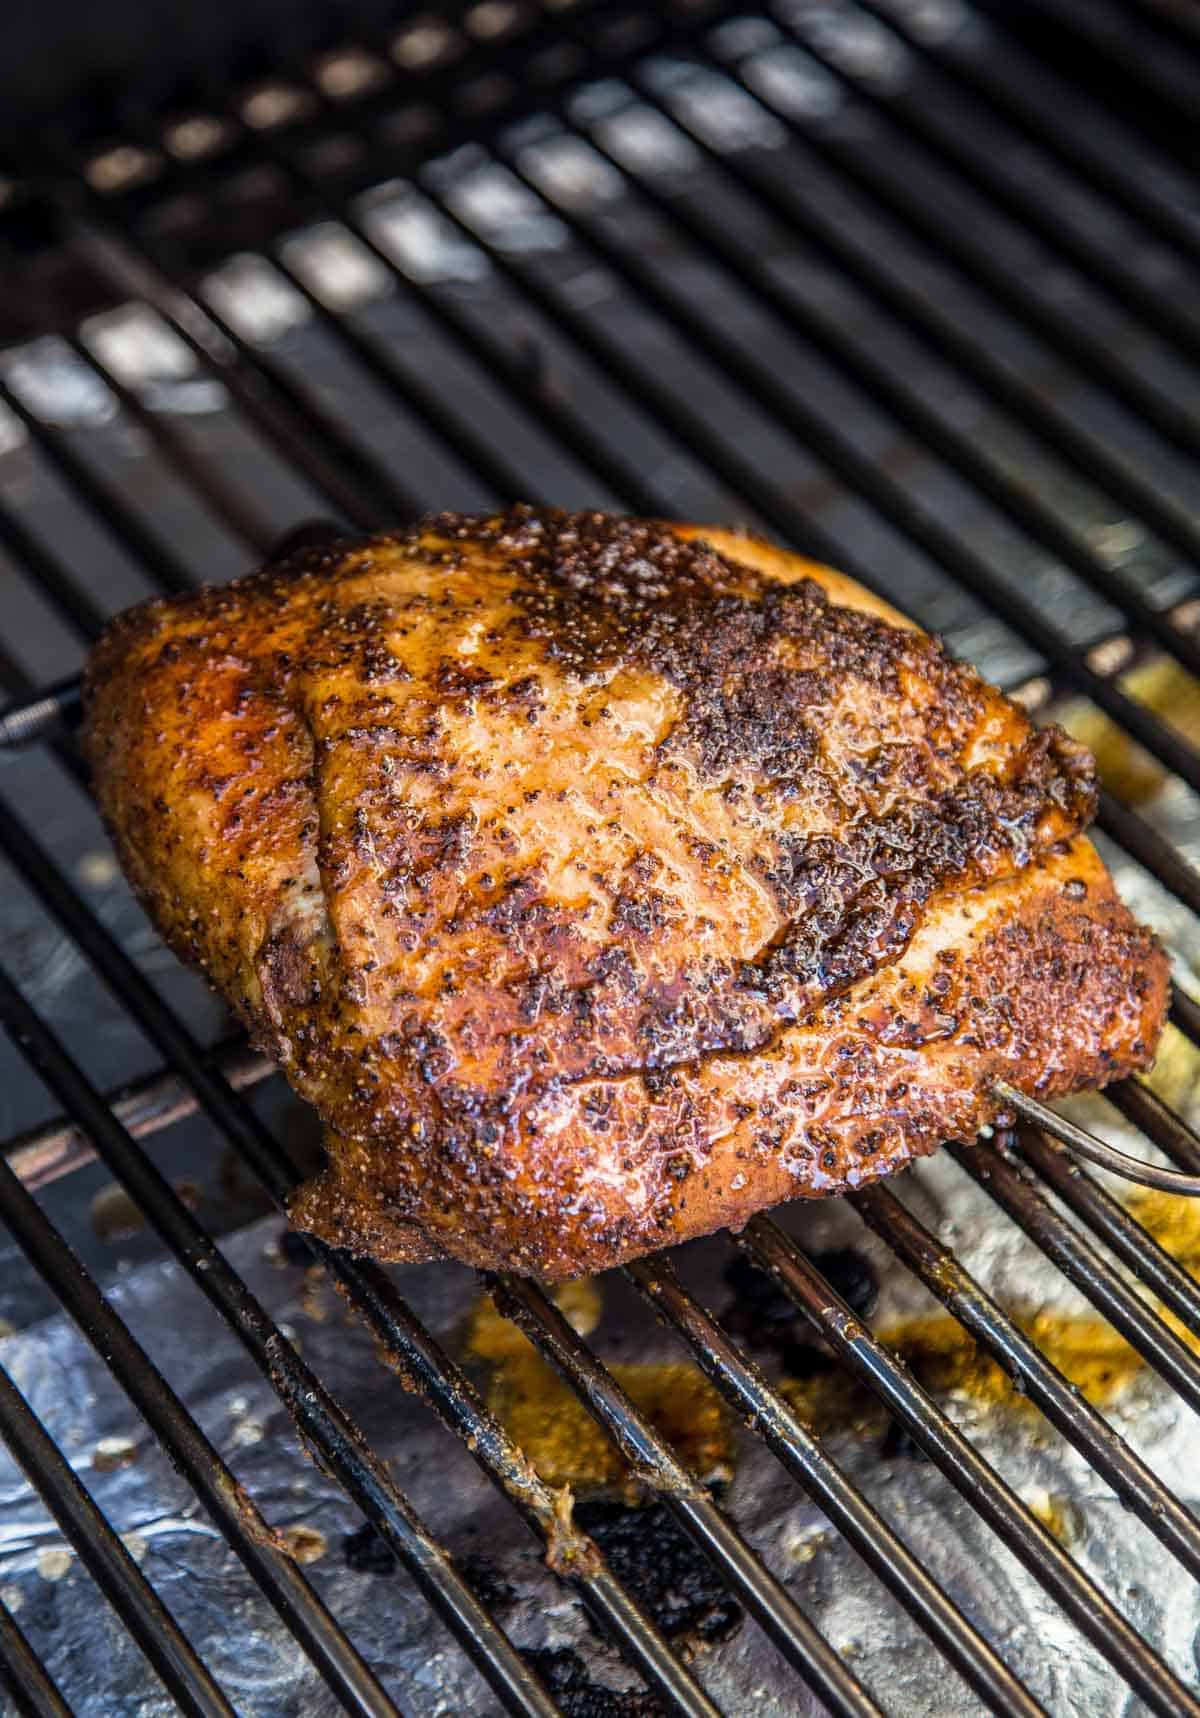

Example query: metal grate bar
[111,125,542,512]
[0,958,560,1718]
[0,494,110,641]
[772,2,1200,386]
[1093,791,1200,924]
[552,92,1200,685]
[0,1151,405,1718]
[218,118,668,518]
[850,1181,1200,1572]
[1015,1128,1200,1338]
[326,1259,722,1718]
[1109,1077,1200,1173]
[490,1273,886,1718]
[853,0,1200,276]
[754,7,1200,473]
[60,329,279,557]
[952,1136,1200,1412]
[4,1036,272,1192]
[0,1363,234,1718]
[0,368,197,596]
[741,1214,1200,1718]
[656,28,1200,593]
[0,1592,74,1718]
[624,1256,1048,1718]
[979,0,1198,132]
[1170,989,1200,1055]
[458,130,1200,794]
[63,215,394,530]
[1120,0,1200,61]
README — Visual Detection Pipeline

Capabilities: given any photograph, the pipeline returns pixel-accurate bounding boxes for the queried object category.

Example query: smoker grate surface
[2,0,1200,1712]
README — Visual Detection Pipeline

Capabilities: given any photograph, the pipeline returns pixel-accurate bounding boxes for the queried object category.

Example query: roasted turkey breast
[83,508,1168,1276]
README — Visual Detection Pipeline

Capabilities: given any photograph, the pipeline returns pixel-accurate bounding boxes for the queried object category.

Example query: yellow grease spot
[468,1279,603,1362]
[467,1287,733,1495]
[281,1524,327,1565]
[1024,1491,1075,1544]
[1126,1187,1200,1273]
[1135,1027,1200,1119]
[780,1313,1144,1435]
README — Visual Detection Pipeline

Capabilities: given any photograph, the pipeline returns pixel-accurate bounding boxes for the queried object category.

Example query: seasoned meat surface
[84,509,1167,1276]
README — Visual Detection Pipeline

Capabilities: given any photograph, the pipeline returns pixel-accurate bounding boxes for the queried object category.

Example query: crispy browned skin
[83,508,1168,1276]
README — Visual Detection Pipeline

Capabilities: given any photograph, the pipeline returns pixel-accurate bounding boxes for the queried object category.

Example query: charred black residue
[522,1647,665,1717]
[722,1247,878,1375]
[573,1498,742,1652]
[459,1553,517,1609]
[341,1521,397,1575]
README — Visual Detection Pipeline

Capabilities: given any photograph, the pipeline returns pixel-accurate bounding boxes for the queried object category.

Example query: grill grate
[1,0,1200,1711]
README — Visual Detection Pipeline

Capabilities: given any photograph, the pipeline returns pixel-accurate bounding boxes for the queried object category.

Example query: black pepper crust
[83,507,1167,1276]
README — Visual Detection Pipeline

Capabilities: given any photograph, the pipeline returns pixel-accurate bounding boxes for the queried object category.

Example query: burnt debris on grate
[0,0,1199,1714]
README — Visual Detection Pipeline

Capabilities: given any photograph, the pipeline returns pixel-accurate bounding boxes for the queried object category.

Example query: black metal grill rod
[0,1362,235,1718]
[1094,789,1200,923]
[414,163,862,569]
[1118,0,1200,55]
[195,139,570,511]
[1107,1076,1200,1173]
[773,1,1200,390]
[1171,987,1200,1050]
[951,1133,1200,1413]
[489,1273,886,1718]
[634,44,1200,598]
[68,204,426,530]
[1015,1126,1200,1338]
[740,1213,1200,1718]
[625,1257,1048,1718]
[0,1154,406,1718]
[850,1181,1200,1567]
[259,3,1200,590]
[0,808,722,1718]
[0,371,196,596]
[853,0,1200,279]
[333,1261,722,1718]
[470,137,1200,799]
[0,1594,73,1718]
[550,97,1200,685]
[976,0,1198,130]
[60,209,397,532]
[0,490,109,641]
[212,100,675,521]
[756,9,1200,474]
[60,330,279,557]
[6,1036,272,1191]
[0,963,559,1718]
[253,247,533,507]
[109,117,546,511]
